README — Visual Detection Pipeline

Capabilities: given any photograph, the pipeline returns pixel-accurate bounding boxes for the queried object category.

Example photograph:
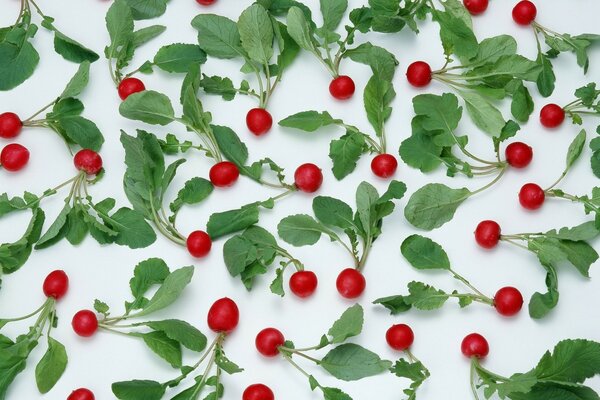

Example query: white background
[1,0,600,399]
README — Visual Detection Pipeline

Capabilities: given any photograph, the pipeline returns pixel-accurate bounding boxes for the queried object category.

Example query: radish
[512,0,537,25]
[386,324,414,351]
[463,0,488,15]
[540,103,565,128]
[207,297,239,333]
[243,384,275,400]
[43,270,69,300]
[289,271,318,298]
[329,76,356,100]
[461,333,489,358]
[505,142,533,168]
[494,287,524,317]
[255,328,285,357]
[0,112,22,138]
[294,163,323,193]
[406,61,432,87]
[336,268,366,299]
[519,183,545,210]
[371,154,398,178]
[186,230,212,258]
[72,310,99,337]
[1,143,30,172]
[74,149,103,175]
[474,220,501,249]
[246,108,273,136]
[209,161,240,187]
[196,0,216,4]
[67,388,95,400]
[118,78,146,100]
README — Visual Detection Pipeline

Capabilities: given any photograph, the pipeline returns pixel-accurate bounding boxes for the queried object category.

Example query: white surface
[1,0,600,399]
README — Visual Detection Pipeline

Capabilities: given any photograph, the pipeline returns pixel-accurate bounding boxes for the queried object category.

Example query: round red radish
[67,388,95,400]
[0,112,22,139]
[386,324,414,351]
[336,268,366,299]
[540,104,565,128]
[505,142,533,168]
[209,161,239,187]
[74,149,103,175]
[207,297,239,333]
[72,310,98,337]
[463,0,488,15]
[329,75,355,100]
[118,78,145,100]
[474,220,501,249]
[494,287,523,317]
[243,384,274,400]
[1,143,29,172]
[519,183,545,210]
[255,328,285,357]
[461,333,489,358]
[186,230,212,258]
[43,270,69,300]
[289,271,318,298]
[371,154,398,178]
[406,61,432,87]
[246,108,273,136]
[294,163,323,193]
[196,0,216,4]
[512,0,537,25]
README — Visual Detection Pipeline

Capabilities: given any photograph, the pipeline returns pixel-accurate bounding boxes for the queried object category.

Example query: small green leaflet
[404,184,471,231]
[320,343,392,381]
[34,338,67,394]
[327,304,363,344]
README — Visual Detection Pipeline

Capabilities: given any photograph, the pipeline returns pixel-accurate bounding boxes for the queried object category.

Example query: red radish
[1,143,29,172]
[329,75,355,100]
[336,268,366,299]
[186,230,212,258]
[118,77,145,100]
[540,104,565,128]
[474,220,501,249]
[72,310,98,337]
[196,0,216,4]
[289,271,318,298]
[406,61,432,87]
[505,142,533,168]
[209,161,239,187]
[512,0,537,25]
[463,0,488,15]
[74,149,103,175]
[67,388,95,400]
[371,154,398,178]
[207,297,239,333]
[243,384,275,400]
[386,324,414,351]
[255,328,285,357]
[246,108,273,136]
[0,112,22,138]
[461,333,489,358]
[43,270,69,300]
[494,287,523,317]
[294,163,323,193]
[519,183,545,210]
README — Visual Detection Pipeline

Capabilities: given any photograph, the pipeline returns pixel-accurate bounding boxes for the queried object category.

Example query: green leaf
[238,4,274,64]
[404,183,471,230]
[320,0,348,31]
[191,14,245,59]
[35,202,71,249]
[510,384,600,400]
[343,42,398,81]
[138,330,182,368]
[170,178,213,214]
[405,281,449,310]
[322,386,353,400]
[327,304,364,344]
[128,258,170,310]
[435,10,478,61]
[0,208,45,274]
[124,0,168,20]
[135,266,194,317]
[48,98,84,119]
[212,124,249,166]
[0,32,40,91]
[412,93,462,135]
[329,131,367,180]
[401,234,451,270]
[536,53,556,97]
[312,196,354,230]
[286,7,316,52]
[119,90,175,126]
[132,25,166,48]
[534,339,600,384]
[104,207,157,249]
[60,61,90,98]
[279,110,340,132]
[54,116,104,151]
[457,89,506,136]
[144,320,207,352]
[53,31,99,63]
[544,222,599,241]
[199,75,237,100]
[320,343,392,381]
[106,0,134,52]
[277,214,328,246]
[565,130,586,170]
[510,81,535,122]
[372,295,412,314]
[364,74,395,137]
[206,203,261,239]
[153,43,207,73]
[35,338,67,394]
[473,35,517,64]
[112,380,166,400]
